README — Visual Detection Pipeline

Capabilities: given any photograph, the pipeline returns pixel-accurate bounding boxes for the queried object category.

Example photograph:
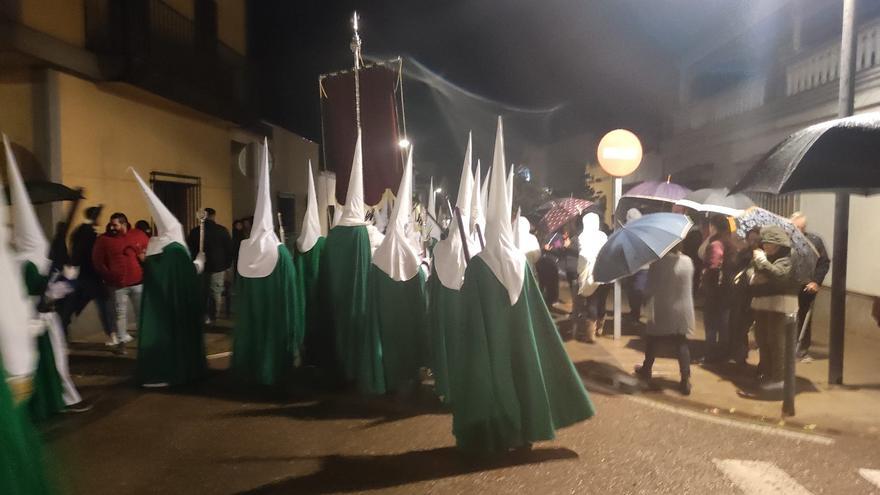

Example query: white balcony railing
[786,18,880,96]
[684,77,767,129]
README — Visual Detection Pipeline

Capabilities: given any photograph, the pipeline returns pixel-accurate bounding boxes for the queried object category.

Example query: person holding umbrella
[748,226,800,392]
[699,215,734,362]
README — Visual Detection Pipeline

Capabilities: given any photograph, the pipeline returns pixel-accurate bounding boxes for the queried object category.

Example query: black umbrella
[731,113,880,195]
[3,180,83,205]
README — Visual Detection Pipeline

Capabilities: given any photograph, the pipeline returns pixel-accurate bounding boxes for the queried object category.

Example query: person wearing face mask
[748,226,800,392]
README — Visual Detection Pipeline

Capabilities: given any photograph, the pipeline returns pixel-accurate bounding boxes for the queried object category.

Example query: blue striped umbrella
[594,213,693,283]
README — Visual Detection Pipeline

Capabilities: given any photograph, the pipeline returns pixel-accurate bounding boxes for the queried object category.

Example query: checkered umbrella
[538,197,593,239]
[734,206,819,284]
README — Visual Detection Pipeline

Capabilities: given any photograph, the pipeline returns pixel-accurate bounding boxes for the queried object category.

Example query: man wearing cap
[749,225,801,392]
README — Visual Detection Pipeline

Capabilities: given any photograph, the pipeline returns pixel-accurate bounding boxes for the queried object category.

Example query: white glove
[752,249,768,264]
[28,317,47,337]
[193,252,206,274]
[62,265,80,281]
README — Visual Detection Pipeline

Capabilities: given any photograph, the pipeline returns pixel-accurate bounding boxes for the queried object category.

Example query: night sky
[248,0,744,191]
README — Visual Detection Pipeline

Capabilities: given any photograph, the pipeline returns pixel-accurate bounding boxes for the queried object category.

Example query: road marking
[627,396,834,445]
[713,459,813,495]
[859,468,880,488]
[207,351,231,360]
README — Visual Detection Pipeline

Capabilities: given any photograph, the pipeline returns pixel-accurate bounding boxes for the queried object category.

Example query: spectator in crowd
[728,227,762,365]
[544,222,580,314]
[749,226,800,392]
[92,212,147,347]
[134,220,153,237]
[623,208,648,326]
[699,215,734,362]
[789,212,830,362]
[634,242,695,396]
[187,207,233,324]
[59,206,110,337]
[231,219,246,270]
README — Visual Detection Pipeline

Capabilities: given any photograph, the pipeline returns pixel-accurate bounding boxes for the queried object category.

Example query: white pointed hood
[469,160,484,255]
[130,168,188,257]
[426,177,441,241]
[372,147,420,281]
[0,167,37,378]
[4,134,50,274]
[237,138,281,278]
[481,164,491,224]
[337,132,368,227]
[297,161,323,253]
[434,132,473,290]
[478,118,526,305]
[507,165,515,207]
[513,208,541,266]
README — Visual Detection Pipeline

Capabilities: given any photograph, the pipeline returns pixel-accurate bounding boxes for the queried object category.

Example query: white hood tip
[477,117,526,305]
[237,137,281,278]
[0,156,37,378]
[129,167,188,257]
[372,146,421,282]
[296,160,323,253]
[4,133,50,275]
[338,132,369,227]
[434,132,474,290]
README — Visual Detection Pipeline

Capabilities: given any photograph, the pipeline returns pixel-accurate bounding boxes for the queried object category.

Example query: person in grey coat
[634,242,695,395]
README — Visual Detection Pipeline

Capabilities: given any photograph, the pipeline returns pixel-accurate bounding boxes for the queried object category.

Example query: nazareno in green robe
[0,357,55,495]
[427,273,465,404]
[22,262,64,421]
[449,257,596,454]
[367,265,428,394]
[232,244,303,386]
[294,236,326,367]
[136,242,206,386]
[322,225,384,394]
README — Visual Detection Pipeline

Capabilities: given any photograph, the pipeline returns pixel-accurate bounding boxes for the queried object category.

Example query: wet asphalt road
[41,351,880,495]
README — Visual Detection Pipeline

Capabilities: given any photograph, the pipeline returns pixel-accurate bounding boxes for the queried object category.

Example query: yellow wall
[15,0,86,47]
[57,73,234,231]
[0,72,35,151]
[217,0,247,55]
[164,0,195,19]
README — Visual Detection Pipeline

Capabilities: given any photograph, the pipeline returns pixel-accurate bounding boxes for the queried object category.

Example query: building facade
[0,0,317,241]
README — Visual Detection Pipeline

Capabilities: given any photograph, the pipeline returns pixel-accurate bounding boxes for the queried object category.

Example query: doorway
[150,172,201,234]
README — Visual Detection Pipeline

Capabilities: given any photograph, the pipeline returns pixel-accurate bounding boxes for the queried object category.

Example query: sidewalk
[557,287,880,440]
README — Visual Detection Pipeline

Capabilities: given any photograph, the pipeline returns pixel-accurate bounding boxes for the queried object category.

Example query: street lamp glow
[597,129,642,177]
[398,138,411,148]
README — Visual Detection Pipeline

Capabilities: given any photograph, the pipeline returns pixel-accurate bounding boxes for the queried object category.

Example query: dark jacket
[187,219,233,273]
[749,251,801,314]
[805,232,830,285]
[70,222,99,279]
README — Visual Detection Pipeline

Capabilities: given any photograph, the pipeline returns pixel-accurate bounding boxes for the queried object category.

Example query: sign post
[597,129,643,340]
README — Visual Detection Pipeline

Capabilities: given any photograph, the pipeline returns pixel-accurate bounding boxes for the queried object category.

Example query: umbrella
[676,187,754,216]
[734,207,819,284]
[623,178,691,203]
[594,212,693,283]
[731,113,880,195]
[3,180,83,205]
[537,197,593,238]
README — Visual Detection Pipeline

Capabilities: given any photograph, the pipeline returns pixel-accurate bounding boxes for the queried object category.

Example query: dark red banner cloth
[321,65,403,206]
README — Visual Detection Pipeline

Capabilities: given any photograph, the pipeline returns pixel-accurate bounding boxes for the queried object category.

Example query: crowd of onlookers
[535,207,830,397]
[58,206,242,347]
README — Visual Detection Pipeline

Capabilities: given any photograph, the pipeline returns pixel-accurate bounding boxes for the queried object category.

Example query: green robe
[450,257,595,454]
[232,245,303,386]
[368,266,428,393]
[427,274,465,404]
[294,237,326,366]
[21,262,64,421]
[322,225,384,394]
[0,360,55,495]
[136,242,206,386]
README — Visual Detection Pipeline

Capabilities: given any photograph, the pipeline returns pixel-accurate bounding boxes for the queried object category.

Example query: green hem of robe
[136,242,207,386]
[232,245,303,386]
[295,237,326,367]
[368,266,428,393]
[428,275,465,404]
[450,257,596,454]
[323,225,384,394]
[28,332,64,421]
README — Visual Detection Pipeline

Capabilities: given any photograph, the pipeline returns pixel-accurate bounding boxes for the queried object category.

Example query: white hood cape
[296,160,323,253]
[130,168,189,257]
[238,138,282,278]
[434,132,473,290]
[337,132,369,227]
[372,147,421,281]
[4,134,50,275]
[477,118,526,305]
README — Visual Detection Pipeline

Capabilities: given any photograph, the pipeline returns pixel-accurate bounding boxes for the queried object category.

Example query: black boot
[679,377,692,396]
